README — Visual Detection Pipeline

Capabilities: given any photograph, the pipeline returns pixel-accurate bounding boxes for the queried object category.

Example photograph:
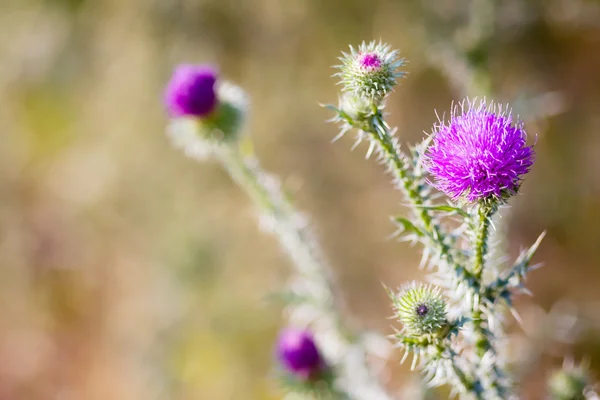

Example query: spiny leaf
[524,230,546,263]
[391,216,424,237]
[485,231,547,302]
[416,204,470,218]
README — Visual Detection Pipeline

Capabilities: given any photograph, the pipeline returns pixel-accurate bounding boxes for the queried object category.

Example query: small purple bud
[276,328,323,379]
[416,304,429,317]
[360,53,382,69]
[164,64,218,118]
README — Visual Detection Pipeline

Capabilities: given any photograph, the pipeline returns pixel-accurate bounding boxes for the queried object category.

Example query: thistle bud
[165,65,248,159]
[548,362,593,400]
[276,328,324,380]
[165,64,218,118]
[335,41,405,103]
[391,283,448,337]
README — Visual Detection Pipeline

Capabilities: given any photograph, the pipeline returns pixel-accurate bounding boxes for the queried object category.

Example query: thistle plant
[163,42,597,399]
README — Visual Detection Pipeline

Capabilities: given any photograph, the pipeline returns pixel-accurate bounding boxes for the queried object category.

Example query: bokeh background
[1,0,600,398]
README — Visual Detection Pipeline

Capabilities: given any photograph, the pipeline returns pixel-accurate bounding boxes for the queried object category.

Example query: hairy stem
[371,113,432,229]
[218,144,346,332]
[471,204,493,358]
[216,144,392,400]
[472,204,492,281]
[471,202,507,397]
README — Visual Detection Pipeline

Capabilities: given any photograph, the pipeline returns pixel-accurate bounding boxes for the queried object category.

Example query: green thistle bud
[167,81,249,160]
[548,361,593,400]
[335,41,405,103]
[391,282,448,337]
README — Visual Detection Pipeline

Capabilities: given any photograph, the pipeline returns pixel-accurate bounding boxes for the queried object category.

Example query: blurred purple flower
[277,328,323,379]
[164,64,218,118]
[426,99,535,202]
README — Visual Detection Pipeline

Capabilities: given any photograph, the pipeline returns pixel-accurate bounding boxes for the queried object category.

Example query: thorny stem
[366,111,512,397]
[471,202,507,397]
[367,111,475,285]
[218,144,347,333]
[445,347,484,400]
[216,144,392,400]
[432,343,481,399]
[363,110,507,398]
[471,205,492,362]
[472,204,492,281]
[365,111,499,398]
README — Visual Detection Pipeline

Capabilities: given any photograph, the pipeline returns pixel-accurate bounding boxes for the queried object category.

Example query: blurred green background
[1,0,600,398]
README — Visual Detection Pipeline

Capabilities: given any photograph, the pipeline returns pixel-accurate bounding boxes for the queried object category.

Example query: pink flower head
[426,99,535,202]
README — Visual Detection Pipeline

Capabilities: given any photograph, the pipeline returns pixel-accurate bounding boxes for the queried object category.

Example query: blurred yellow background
[1,0,600,399]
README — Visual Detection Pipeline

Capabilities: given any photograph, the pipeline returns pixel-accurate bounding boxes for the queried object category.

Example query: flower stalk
[219,144,390,397]
[217,144,336,305]
[469,202,509,398]
[339,103,477,298]
[218,144,393,399]
[470,202,495,359]
[369,110,433,233]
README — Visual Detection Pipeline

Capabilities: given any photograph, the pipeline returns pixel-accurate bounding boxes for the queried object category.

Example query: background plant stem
[216,143,393,400]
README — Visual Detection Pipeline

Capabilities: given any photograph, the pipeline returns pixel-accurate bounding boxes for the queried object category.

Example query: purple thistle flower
[426,99,535,202]
[276,328,323,379]
[164,64,218,118]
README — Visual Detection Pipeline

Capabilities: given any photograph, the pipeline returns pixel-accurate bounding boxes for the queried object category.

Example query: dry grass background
[1,0,600,398]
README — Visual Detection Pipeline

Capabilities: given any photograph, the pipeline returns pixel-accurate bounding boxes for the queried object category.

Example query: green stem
[472,204,492,281]
[471,203,493,358]
[218,145,343,329]
[365,111,500,398]
[216,144,391,400]
[432,344,484,400]
[471,202,508,397]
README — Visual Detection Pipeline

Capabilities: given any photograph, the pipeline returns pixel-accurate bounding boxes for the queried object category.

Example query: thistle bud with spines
[548,360,596,400]
[335,41,405,104]
[391,282,449,338]
[164,65,248,160]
